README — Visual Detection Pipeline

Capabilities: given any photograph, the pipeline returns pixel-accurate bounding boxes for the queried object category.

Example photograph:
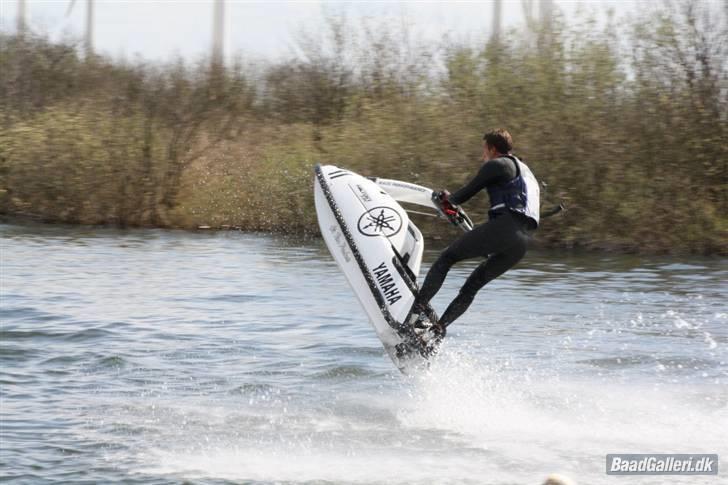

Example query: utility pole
[538,0,553,49]
[17,0,27,39]
[522,0,535,27]
[491,0,502,42]
[521,0,535,46]
[66,0,94,57]
[211,0,225,68]
[85,0,94,57]
[539,0,553,31]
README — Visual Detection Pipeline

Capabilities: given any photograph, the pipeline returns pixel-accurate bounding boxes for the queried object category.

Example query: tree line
[1,2,725,254]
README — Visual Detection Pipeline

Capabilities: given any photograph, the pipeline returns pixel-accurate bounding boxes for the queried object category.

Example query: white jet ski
[313,164,473,373]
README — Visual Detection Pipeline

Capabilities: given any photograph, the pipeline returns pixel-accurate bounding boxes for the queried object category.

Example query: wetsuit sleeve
[449,158,514,205]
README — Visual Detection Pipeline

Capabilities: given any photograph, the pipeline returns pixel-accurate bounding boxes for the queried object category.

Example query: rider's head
[482,129,512,161]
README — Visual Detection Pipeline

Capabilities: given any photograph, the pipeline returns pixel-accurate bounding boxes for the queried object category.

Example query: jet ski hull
[313,164,439,372]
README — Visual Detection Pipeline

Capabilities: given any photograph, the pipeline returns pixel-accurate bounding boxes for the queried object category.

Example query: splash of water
[139,342,726,484]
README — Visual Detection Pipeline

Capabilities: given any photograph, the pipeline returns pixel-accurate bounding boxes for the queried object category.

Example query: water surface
[1,223,726,484]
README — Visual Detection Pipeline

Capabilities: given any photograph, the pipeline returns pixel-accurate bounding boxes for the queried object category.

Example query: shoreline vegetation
[1,3,726,255]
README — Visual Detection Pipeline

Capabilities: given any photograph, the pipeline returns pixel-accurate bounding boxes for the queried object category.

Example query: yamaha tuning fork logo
[357,207,402,237]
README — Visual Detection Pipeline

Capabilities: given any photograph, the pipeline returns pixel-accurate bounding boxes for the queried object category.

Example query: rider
[412,129,540,335]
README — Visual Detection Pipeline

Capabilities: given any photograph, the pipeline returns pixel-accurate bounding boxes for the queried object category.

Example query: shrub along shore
[1,4,726,254]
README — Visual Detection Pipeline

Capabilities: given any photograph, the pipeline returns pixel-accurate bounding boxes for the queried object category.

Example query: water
[1,222,726,484]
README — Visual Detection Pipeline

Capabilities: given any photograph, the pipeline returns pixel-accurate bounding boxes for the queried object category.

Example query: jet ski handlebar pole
[369,176,474,231]
[540,180,567,219]
[541,203,566,219]
[404,209,439,218]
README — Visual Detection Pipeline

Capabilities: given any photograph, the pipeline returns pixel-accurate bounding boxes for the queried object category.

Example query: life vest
[486,155,540,226]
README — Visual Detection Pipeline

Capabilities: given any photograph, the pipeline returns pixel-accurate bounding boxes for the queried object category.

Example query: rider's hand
[436,190,451,201]
[436,190,458,216]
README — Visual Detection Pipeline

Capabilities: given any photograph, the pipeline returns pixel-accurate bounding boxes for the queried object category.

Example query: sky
[1,1,647,63]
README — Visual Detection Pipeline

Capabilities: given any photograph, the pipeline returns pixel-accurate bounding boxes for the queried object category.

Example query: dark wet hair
[483,129,513,154]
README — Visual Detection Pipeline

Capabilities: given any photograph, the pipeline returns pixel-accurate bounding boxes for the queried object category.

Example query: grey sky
[2,1,645,62]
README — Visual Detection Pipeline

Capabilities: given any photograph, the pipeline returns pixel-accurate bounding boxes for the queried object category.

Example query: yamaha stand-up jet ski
[314,164,472,373]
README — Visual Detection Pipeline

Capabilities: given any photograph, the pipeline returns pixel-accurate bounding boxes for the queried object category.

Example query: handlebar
[431,191,473,232]
[448,205,474,232]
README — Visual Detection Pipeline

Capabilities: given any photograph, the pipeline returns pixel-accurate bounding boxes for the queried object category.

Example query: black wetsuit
[416,156,536,327]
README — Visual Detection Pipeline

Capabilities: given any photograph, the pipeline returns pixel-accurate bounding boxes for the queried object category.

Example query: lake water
[1,222,726,484]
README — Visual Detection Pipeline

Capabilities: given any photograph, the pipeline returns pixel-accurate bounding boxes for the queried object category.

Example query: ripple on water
[0,306,66,324]
[62,326,116,343]
[0,343,42,361]
[227,382,278,395]
[313,364,381,379]
[93,355,130,370]
[576,354,722,370]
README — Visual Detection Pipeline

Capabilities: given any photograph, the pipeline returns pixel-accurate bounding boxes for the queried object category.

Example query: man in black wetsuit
[412,129,540,335]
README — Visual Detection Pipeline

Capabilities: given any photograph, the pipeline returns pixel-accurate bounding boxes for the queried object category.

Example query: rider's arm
[449,158,515,205]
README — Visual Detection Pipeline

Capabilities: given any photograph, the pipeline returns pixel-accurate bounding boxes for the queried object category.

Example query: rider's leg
[415,218,508,309]
[438,233,527,328]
